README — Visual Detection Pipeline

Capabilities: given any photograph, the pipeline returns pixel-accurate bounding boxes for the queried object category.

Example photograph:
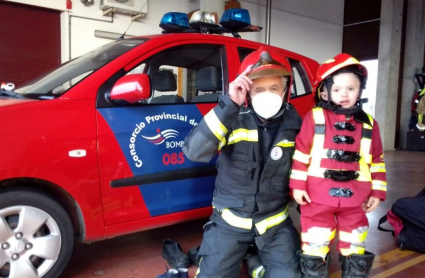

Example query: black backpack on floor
[378,187,425,253]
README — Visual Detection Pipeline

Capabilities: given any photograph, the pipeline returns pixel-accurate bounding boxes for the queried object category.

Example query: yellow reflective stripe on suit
[372,180,387,191]
[220,208,253,230]
[293,150,310,164]
[204,110,228,141]
[218,137,227,151]
[275,140,295,148]
[340,246,366,256]
[216,205,289,235]
[302,244,330,257]
[370,163,386,173]
[227,129,258,145]
[290,169,308,181]
[302,228,336,244]
[339,229,368,244]
[359,120,373,179]
[255,205,289,235]
[252,265,265,278]
[309,108,325,171]
[218,128,257,151]
[312,107,326,124]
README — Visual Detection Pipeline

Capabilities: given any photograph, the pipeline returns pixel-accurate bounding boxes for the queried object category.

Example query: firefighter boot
[299,253,332,278]
[340,251,375,278]
[246,253,265,278]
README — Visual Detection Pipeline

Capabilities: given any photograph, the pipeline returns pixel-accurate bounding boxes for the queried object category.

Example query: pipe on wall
[265,0,272,45]
[68,13,113,60]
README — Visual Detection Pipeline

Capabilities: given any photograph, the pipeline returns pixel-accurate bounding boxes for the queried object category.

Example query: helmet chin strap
[333,97,368,115]
[333,103,362,115]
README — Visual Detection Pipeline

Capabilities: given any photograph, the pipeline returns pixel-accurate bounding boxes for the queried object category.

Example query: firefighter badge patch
[271,146,283,160]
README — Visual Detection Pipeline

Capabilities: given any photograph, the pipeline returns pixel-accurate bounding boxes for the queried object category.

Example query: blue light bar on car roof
[158,9,261,37]
[159,12,189,33]
[220,8,251,31]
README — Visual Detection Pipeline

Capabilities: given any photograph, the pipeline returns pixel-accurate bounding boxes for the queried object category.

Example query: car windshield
[15,38,147,99]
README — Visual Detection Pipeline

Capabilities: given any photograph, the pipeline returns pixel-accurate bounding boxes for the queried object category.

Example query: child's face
[329,72,361,109]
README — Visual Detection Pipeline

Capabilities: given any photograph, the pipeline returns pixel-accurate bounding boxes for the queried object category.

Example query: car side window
[288,58,312,99]
[127,44,225,104]
[237,47,255,62]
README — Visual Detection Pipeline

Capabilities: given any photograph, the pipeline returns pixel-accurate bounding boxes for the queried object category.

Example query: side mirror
[110,74,151,103]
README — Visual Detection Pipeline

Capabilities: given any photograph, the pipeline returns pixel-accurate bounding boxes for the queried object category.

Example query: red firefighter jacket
[289,107,387,207]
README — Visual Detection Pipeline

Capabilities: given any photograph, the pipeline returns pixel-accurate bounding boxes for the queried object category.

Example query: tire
[0,187,75,278]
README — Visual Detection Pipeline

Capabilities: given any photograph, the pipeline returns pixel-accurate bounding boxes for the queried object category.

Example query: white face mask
[250,91,284,119]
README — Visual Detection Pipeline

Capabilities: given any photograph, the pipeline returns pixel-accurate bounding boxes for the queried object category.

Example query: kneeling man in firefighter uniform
[290,54,387,278]
[183,46,302,277]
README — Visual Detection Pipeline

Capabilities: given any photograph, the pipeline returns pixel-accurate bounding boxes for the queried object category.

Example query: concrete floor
[61,150,425,278]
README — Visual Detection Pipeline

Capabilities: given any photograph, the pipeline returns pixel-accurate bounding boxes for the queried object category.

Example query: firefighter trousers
[195,218,302,278]
[300,202,369,257]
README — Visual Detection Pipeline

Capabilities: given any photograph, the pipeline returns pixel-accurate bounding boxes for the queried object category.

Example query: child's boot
[299,253,332,278]
[340,251,374,278]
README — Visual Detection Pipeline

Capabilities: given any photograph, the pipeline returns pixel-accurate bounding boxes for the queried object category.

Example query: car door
[96,41,229,227]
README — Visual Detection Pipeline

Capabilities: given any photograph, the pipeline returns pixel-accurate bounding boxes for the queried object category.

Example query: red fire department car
[0,10,318,278]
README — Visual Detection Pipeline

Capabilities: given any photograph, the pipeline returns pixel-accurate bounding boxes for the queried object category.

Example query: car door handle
[68,149,87,157]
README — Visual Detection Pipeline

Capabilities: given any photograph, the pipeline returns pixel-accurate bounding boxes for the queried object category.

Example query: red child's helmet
[313,53,368,103]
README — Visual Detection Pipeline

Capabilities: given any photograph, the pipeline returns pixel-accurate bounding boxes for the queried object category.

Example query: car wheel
[0,188,74,278]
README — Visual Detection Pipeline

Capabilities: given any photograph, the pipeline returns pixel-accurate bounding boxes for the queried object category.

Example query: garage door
[0,1,60,87]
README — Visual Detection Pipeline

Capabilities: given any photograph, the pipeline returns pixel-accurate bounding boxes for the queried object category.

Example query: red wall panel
[0,1,60,87]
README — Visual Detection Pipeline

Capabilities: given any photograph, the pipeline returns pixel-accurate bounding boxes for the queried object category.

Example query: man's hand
[362,196,380,213]
[293,189,311,205]
[228,66,253,106]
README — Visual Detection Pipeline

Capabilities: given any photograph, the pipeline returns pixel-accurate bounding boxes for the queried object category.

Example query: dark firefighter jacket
[183,95,302,249]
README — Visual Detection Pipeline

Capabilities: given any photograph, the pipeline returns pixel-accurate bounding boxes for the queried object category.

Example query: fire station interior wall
[64,0,344,65]
[4,0,344,67]
[239,0,344,64]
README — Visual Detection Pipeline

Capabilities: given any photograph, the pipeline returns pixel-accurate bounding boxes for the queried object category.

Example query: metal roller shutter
[0,1,60,87]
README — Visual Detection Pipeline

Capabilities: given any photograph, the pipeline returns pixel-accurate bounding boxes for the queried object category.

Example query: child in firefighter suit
[290,53,387,278]
[183,46,302,278]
